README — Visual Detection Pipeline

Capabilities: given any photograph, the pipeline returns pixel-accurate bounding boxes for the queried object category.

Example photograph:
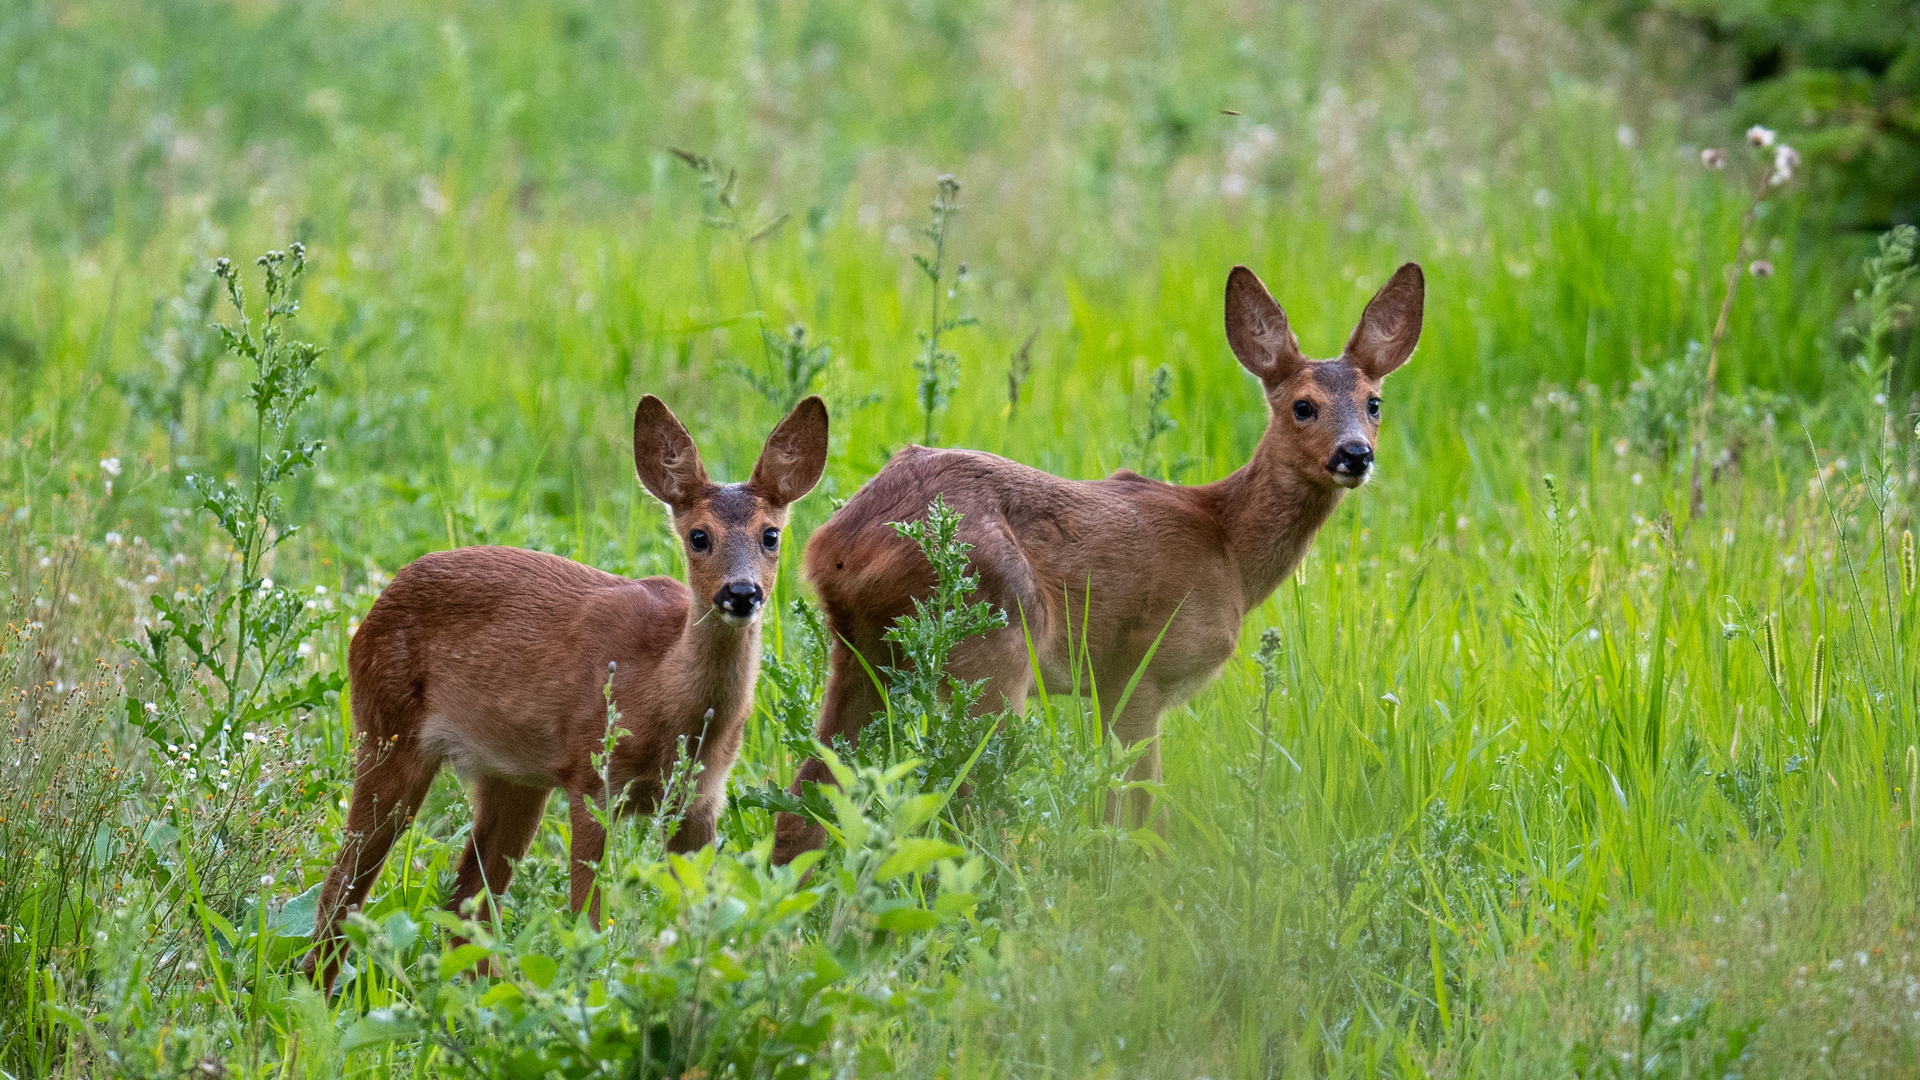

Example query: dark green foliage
[1587,0,1920,229]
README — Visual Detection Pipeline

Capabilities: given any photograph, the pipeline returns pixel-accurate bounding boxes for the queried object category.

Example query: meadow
[3,1,1919,1076]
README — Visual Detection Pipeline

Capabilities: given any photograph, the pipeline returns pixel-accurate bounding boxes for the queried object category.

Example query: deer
[771,263,1422,863]
[304,394,829,994]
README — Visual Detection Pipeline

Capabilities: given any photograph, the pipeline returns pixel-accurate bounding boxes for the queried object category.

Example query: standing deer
[305,394,828,993]
[772,263,1422,862]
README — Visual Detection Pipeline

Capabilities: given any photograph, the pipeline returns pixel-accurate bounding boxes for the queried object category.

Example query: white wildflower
[1770,144,1800,186]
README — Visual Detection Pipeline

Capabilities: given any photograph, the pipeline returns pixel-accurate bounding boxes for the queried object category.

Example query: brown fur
[305,395,828,994]
[771,264,1423,861]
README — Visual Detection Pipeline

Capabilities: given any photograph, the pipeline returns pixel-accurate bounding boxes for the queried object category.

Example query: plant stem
[1688,166,1772,519]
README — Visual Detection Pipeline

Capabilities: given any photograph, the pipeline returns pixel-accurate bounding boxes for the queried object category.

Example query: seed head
[1746,125,1776,148]
[1700,147,1727,169]
[1748,259,1774,278]
[1769,144,1800,187]
[1809,634,1827,728]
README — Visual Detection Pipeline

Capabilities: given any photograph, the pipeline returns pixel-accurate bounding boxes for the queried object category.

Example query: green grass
[3,1,1919,1076]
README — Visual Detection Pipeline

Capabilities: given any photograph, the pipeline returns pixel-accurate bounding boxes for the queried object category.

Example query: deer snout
[714,581,766,622]
[1327,441,1373,486]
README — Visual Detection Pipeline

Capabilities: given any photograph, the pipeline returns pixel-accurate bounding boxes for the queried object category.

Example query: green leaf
[268,880,321,939]
[1127,828,1172,858]
[204,907,241,953]
[933,891,977,918]
[440,943,493,978]
[892,792,945,834]
[519,953,558,989]
[876,838,966,882]
[382,911,417,953]
[479,981,524,1008]
[875,907,941,933]
[773,890,823,920]
[340,1008,415,1053]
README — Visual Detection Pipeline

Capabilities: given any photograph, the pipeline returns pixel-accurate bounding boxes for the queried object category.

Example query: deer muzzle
[1327,441,1374,487]
[714,581,766,624]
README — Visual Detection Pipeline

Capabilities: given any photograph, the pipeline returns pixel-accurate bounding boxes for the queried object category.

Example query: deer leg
[445,777,550,971]
[305,735,440,994]
[772,629,888,864]
[1103,686,1168,832]
[567,791,609,926]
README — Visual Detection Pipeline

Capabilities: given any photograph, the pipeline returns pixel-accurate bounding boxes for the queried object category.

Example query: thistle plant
[863,497,1010,797]
[911,175,973,445]
[1687,125,1801,517]
[670,147,792,389]
[1848,224,1917,471]
[1005,328,1037,419]
[739,323,832,412]
[129,245,341,762]
[1124,364,1189,480]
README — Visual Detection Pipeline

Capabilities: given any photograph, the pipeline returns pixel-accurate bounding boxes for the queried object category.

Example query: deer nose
[1328,441,1374,477]
[714,582,765,619]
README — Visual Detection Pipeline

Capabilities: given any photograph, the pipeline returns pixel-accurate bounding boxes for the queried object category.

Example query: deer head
[633,394,830,625]
[1225,262,1424,489]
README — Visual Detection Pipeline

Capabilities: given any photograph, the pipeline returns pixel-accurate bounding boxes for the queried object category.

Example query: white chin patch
[718,609,761,627]
[1331,471,1369,489]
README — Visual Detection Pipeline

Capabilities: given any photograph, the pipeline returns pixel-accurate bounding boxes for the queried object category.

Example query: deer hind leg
[305,734,440,993]
[772,625,888,865]
[446,777,551,938]
[1103,684,1168,833]
[772,585,1040,864]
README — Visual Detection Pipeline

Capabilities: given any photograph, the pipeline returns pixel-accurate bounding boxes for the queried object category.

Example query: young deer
[771,264,1422,862]
[305,394,828,993]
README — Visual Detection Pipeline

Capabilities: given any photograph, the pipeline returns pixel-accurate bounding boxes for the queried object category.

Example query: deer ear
[633,395,710,511]
[1345,263,1424,379]
[750,395,829,507]
[1224,265,1305,384]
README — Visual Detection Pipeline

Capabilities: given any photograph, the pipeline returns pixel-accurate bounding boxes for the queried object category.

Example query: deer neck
[1212,429,1345,607]
[668,606,762,731]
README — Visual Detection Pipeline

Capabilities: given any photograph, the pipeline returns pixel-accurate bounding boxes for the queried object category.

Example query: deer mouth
[1327,465,1371,489]
[714,605,763,627]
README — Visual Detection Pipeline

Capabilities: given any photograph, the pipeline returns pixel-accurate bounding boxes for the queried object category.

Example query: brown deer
[305,394,829,993]
[771,263,1422,862]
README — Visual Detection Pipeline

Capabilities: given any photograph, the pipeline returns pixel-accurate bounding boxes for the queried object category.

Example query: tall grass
[2,0,1918,1076]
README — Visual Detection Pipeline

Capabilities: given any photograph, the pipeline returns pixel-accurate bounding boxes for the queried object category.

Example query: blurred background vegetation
[1584,0,1920,230]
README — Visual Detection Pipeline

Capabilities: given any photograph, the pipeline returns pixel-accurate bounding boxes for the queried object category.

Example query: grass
[3,0,1919,1076]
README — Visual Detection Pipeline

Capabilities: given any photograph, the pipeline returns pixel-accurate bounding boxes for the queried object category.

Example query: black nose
[714,582,765,618]
[1329,441,1374,475]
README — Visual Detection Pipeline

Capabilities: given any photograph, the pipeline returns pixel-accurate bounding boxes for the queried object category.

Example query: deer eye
[688,529,710,552]
[761,527,780,551]
[1292,400,1317,422]
[1367,397,1381,419]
